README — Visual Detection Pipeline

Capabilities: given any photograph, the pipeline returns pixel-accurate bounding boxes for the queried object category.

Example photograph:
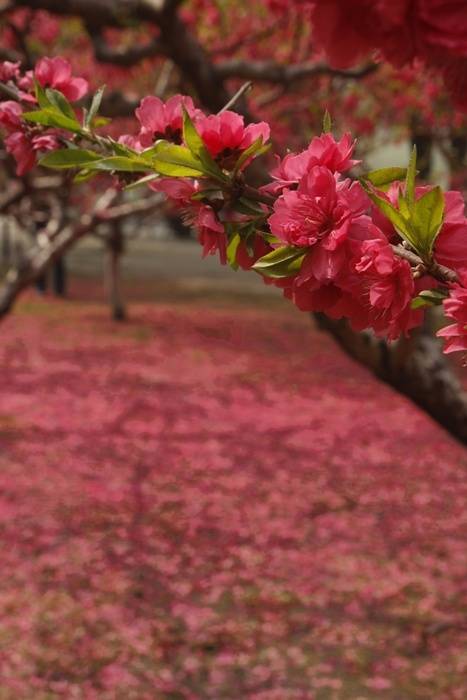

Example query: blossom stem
[0,80,20,101]
[391,244,459,285]
[242,184,275,206]
[218,81,253,114]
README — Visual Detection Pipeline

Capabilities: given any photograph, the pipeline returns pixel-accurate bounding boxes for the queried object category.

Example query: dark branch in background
[11,0,233,112]
[99,91,140,118]
[87,29,165,66]
[0,80,20,100]
[0,182,25,212]
[0,47,21,62]
[214,60,378,84]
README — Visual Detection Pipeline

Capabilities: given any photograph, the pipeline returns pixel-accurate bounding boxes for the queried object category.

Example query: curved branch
[88,30,165,66]
[0,192,162,318]
[0,47,22,62]
[215,59,378,84]
[392,244,459,284]
[314,313,467,445]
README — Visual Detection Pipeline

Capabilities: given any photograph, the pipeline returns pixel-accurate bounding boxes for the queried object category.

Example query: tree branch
[87,30,165,66]
[392,244,459,284]
[0,192,162,318]
[314,313,467,445]
[215,59,378,84]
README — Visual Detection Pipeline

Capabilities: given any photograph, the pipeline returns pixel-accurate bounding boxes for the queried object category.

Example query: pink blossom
[17,70,34,93]
[268,166,367,283]
[149,177,199,204]
[195,110,270,161]
[0,101,23,132]
[271,132,359,190]
[117,133,143,152]
[34,56,89,101]
[4,131,36,175]
[4,130,58,176]
[194,206,227,264]
[235,236,273,271]
[0,60,20,82]
[309,0,467,108]
[437,285,467,353]
[32,133,59,152]
[135,95,199,147]
[433,190,467,275]
[351,237,418,339]
[280,276,345,313]
[310,0,378,69]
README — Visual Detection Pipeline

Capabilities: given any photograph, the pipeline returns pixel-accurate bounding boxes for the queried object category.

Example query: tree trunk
[314,313,467,445]
[410,116,433,181]
[105,228,126,321]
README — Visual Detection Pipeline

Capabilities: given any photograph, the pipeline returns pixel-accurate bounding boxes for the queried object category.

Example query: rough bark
[0,194,162,318]
[0,223,86,317]
[314,313,467,445]
[105,226,126,321]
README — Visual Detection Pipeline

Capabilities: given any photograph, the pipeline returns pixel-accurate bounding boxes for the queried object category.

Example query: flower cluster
[0,56,88,174]
[1,63,466,357]
[267,151,423,340]
[119,95,270,265]
[125,94,466,351]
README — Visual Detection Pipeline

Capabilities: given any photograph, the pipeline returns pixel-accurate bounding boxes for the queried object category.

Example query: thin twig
[218,81,253,114]
[391,244,459,284]
[0,80,20,101]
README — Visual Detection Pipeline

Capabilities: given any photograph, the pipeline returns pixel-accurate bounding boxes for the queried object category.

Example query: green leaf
[182,108,225,181]
[191,188,222,201]
[405,145,417,211]
[233,137,271,174]
[124,173,160,191]
[398,192,411,219]
[226,232,241,270]
[83,156,151,172]
[252,245,306,279]
[108,140,135,157]
[412,186,445,256]
[92,116,111,128]
[85,86,106,130]
[360,178,415,247]
[322,109,332,134]
[22,108,83,133]
[73,169,99,183]
[45,88,77,121]
[34,81,51,109]
[152,142,206,177]
[182,107,206,157]
[410,288,448,310]
[364,167,407,189]
[39,148,102,169]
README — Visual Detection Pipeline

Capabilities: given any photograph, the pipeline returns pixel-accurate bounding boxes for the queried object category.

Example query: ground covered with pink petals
[0,297,466,699]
